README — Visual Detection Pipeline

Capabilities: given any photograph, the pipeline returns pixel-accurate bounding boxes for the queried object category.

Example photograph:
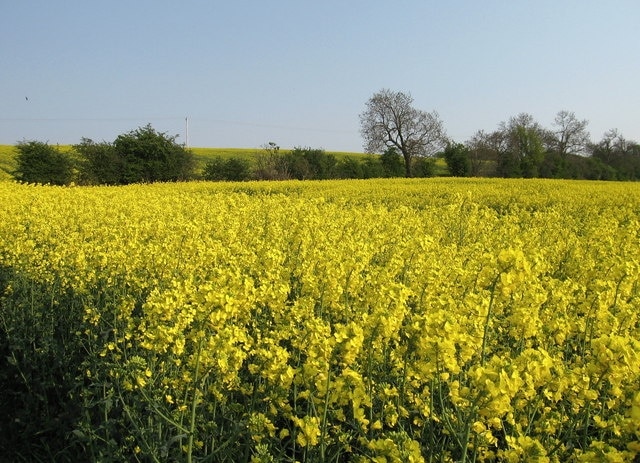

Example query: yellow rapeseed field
[1,178,639,462]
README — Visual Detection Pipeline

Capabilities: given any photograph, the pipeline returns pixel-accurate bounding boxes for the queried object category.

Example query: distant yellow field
[0,145,17,181]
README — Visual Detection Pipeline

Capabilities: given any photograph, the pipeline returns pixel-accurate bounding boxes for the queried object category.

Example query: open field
[1,178,639,461]
[0,145,17,181]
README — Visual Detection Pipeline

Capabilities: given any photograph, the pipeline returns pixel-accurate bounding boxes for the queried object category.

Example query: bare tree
[591,128,627,163]
[466,130,499,176]
[551,110,590,157]
[360,89,446,177]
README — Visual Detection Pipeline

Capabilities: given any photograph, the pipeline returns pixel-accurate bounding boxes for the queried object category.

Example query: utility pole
[185,117,189,149]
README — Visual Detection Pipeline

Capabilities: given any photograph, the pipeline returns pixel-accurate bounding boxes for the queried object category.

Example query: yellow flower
[292,416,320,447]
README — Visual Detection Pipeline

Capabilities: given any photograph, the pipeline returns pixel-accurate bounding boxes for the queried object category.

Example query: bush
[380,148,404,177]
[74,138,122,185]
[361,156,385,178]
[13,141,74,185]
[336,157,364,179]
[285,147,337,180]
[113,124,195,184]
[203,157,251,181]
[254,142,290,180]
[411,157,436,177]
[443,143,471,177]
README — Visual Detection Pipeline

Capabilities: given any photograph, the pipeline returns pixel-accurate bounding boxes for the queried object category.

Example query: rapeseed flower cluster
[1,178,639,462]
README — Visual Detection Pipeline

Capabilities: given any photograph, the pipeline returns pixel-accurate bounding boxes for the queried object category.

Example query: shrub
[380,147,405,177]
[411,157,436,177]
[361,155,385,178]
[203,157,251,181]
[254,142,290,180]
[285,147,337,180]
[13,141,74,185]
[73,138,122,185]
[336,157,364,179]
[443,143,471,177]
[113,124,195,183]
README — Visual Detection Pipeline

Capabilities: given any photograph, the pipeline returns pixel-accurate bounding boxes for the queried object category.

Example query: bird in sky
[25,96,28,101]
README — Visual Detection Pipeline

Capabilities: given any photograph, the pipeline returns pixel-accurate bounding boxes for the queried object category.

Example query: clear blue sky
[2,0,639,152]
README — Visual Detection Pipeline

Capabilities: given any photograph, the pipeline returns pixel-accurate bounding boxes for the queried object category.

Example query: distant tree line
[459,112,640,180]
[11,109,640,186]
[361,89,640,181]
[201,142,436,182]
[11,127,437,186]
[203,118,640,182]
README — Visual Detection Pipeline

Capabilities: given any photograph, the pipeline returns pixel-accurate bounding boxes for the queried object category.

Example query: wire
[0,117,356,134]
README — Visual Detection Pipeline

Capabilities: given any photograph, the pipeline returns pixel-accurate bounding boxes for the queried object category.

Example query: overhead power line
[0,116,356,134]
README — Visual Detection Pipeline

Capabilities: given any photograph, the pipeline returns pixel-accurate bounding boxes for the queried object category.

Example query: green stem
[119,397,162,463]
[481,275,500,366]
[320,367,331,461]
[186,336,204,463]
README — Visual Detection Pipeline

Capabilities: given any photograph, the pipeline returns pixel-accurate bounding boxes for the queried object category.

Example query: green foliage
[584,156,618,180]
[335,157,364,179]
[284,147,337,180]
[189,147,366,176]
[590,130,640,180]
[199,148,444,182]
[496,149,522,178]
[443,143,471,177]
[380,147,405,177]
[203,156,251,181]
[494,126,545,178]
[361,156,385,178]
[0,267,86,461]
[515,126,545,178]
[9,125,196,186]
[254,142,290,180]
[283,150,313,180]
[13,141,74,185]
[538,151,570,179]
[113,124,195,183]
[6,109,640,184]
[74,138,122,185]
[411,157,436,178]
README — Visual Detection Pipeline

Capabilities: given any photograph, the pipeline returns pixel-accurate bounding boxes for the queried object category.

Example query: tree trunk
[403,153,412,177]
